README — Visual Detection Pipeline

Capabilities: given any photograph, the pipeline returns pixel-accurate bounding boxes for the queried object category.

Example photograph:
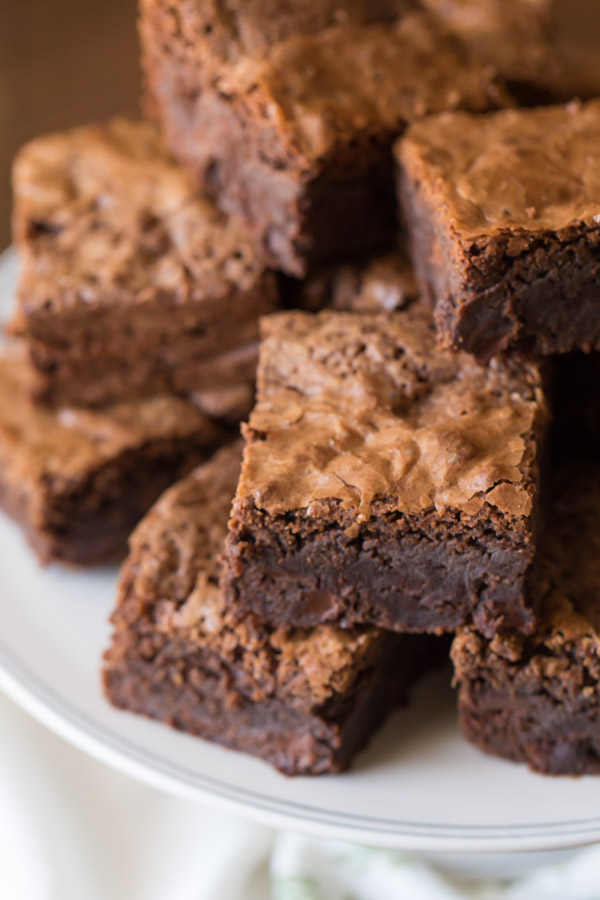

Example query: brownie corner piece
[141,5,508,275]
[103,441,442,776]
[10,117,277,408]
[397,99,600,358]
[222,306,548,637]
[452,460,600,775]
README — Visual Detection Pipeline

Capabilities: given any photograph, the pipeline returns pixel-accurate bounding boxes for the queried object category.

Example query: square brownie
[422,0,561,102]
[452,460,600,775]
[140,7,508,275]
[103,442,443,776]
[222,307,548,637]
[9,118,278,408]
[0,348,226,565]
[397,99,600,359]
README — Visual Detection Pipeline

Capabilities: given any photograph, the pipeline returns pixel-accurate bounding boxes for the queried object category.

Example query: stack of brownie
[7,0,600,778]
[3,117,279,564]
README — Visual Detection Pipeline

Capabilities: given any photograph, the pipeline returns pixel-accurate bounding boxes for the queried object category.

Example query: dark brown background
[0,0,139,248]
[1,0,599,249]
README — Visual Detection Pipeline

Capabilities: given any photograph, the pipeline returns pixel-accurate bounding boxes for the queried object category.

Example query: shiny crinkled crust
[241,308,545,523]
[397,100,600,359]
[398,100,600,238]
[12,118,269,315]
[218,12,510,162]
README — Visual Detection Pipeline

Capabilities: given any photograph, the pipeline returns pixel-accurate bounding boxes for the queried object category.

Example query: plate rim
[2,635,600,854]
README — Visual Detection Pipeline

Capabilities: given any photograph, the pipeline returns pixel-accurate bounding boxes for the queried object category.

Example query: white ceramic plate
[3,251,600,855]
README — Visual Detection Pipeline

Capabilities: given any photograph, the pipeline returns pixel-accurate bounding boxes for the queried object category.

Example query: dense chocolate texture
[0,350,225,565]
[103,443,440,776]
[452,462,600,775]
[140,6,508,275]
[422,0,561,102]
[223,308,547,637]
[10,118,277,408]
[398,99,600,359]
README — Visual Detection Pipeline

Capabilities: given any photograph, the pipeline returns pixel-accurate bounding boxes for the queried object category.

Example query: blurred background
[1,0,600,249]
[0,0,139,247]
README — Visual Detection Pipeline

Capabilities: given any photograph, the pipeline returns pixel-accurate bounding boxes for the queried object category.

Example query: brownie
[140,7,509,275]
[398,99,600,359]
[103,443,442,776]
[422,0,562,103]
[452,461,600,775]
[222,307,548,638]
[0,348,226,565]
[9,118,278,408]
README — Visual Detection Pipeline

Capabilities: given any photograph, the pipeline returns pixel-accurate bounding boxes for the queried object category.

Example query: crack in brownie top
[12,118,266,313]
[0,348,221,484]
[122,442,386,708]
[239,307,545,522]
[399,99,600,238]
[219,12,508,162]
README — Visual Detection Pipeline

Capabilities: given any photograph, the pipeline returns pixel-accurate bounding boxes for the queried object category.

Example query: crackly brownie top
[0,349,222,488]
[238,308,545,522]
[221,12,508,162]
[422,0,559,89]
[13,118,267,316]
[398,99,600,239]
[145,0,416,64]
[119,442,385,708]
[454,462,600,681]
[298,253,418,314]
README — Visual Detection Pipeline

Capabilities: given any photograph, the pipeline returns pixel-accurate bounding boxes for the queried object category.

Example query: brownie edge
[397,100,600,358]
[452,462,600,775]
[0,348,227,565]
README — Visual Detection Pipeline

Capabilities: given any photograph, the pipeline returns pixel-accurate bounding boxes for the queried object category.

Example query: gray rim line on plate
[1,638,600,841]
